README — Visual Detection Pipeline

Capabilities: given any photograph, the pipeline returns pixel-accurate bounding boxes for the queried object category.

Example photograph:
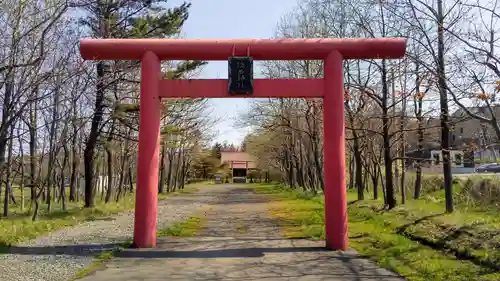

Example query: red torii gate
[80,38,406,250]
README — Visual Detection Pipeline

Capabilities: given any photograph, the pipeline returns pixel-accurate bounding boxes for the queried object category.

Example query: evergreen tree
[78,1,205,207]
[211,142,222,159]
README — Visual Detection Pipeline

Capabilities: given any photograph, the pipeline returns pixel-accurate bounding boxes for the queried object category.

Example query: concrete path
[77,185,406,281]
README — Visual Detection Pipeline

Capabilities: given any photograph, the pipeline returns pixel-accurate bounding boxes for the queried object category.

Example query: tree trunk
[128,165,134,193]
[116,134,129,201]
[18,123,25,211]
[46,85,60,213]
[158,143,167,193]
[69,97,79,202]
[0,73,14,196]
[29,85,38,205]
[352,133,364,200]
[61,138,69,211]
[414,65,424,199]
[84,61,105,208]
[437,0,454,213]
[381,59,396,209]
[105,122,116,203]
[3,123,15,217]
[166,149,174,192]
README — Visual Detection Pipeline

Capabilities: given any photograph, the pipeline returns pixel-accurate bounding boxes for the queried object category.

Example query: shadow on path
[1,243,123,256]
[115,246,327,258]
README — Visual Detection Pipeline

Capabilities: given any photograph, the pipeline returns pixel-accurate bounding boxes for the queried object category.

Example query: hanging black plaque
[228,56,253,95]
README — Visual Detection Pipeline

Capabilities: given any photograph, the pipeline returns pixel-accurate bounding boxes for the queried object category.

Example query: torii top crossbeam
[79,38,406,61]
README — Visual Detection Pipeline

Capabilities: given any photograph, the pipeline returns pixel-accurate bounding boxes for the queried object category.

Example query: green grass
[73,241,132,280]
[236,223,247,234]
[253,183,500,281]
[0,181,209,252]
[0,195,138,252]
[157,215,206,237]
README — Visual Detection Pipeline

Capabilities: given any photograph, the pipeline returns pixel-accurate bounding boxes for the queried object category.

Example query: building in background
[404,106,500,164]
[450,106,500,161]
[220,151,257,183]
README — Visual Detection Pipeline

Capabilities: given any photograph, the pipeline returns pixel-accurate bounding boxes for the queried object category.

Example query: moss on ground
[156,214,207,237]
[73,241,132,280]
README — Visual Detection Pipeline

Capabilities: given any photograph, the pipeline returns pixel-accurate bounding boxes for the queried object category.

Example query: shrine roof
[220,151,255,163]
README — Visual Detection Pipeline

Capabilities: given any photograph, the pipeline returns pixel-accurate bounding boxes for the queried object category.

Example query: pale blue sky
[169,0,297,145]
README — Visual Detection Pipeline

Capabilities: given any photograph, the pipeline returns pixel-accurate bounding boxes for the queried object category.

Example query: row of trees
[242,0,500,212]
[0,1,216,220]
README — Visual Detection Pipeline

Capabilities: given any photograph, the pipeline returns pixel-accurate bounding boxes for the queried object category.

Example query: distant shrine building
[220,151,257,183]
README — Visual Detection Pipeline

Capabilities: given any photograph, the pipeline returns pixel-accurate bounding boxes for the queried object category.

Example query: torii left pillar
[133,51,161,248]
